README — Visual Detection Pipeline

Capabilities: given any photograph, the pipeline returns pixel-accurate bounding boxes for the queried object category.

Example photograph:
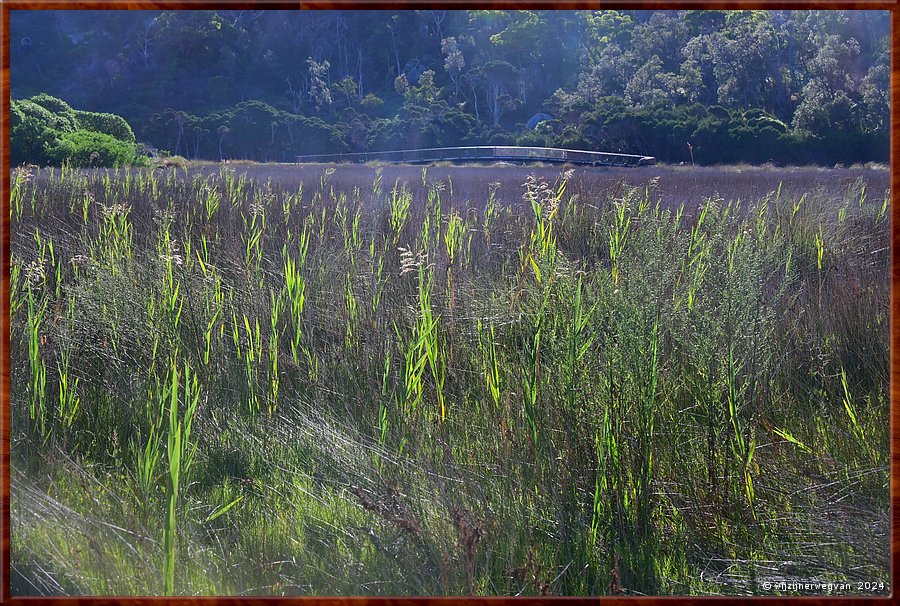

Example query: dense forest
[10,10,890,166]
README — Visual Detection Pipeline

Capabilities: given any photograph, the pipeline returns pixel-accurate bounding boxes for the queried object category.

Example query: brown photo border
[0,1,896,603]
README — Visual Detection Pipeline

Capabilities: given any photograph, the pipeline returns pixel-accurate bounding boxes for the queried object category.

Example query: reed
[9,164,889,597]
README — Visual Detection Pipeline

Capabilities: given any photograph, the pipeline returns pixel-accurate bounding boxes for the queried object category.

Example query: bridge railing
[296,146,655,167]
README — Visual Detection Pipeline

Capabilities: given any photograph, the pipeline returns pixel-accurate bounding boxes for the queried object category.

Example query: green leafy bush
[15,98,77,133]
[28,93,77,122]
[45,129,138,167]
[11,100,62,165]
[12,94,144,167]
[75,110,136,143]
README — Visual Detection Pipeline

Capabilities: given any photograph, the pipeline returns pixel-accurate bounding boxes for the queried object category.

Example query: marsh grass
[9,164,889,596]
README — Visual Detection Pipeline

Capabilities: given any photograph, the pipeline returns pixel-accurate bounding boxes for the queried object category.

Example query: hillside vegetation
[10,10,889,165]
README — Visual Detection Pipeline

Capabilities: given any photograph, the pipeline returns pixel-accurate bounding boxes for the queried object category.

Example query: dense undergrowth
[10,163,890,595]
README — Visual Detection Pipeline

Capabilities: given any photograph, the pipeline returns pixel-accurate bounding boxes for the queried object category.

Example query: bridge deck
[296,146,655,167]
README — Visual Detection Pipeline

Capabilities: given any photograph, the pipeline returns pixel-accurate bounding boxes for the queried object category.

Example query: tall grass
[9,164,889,596]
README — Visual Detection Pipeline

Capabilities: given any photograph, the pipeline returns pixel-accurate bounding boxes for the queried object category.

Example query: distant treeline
[11,10,889,166]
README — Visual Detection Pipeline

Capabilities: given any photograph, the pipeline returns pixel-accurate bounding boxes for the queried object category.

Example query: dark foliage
[10,10,889,165]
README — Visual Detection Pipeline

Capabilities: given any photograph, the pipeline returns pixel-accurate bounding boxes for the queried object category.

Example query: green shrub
[75,110,136,143]
[11,100,61,166]
[516,129,551,148]
[28,93,76,119]
[487,128,514,145]
[12,94,143,167]
[45,129,138,167]
[15,98,77,133]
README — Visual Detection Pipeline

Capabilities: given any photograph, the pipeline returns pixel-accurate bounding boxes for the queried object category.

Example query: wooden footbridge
[296,146,655,167]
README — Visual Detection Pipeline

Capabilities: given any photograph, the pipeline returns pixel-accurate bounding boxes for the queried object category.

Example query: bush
[45,129,138,167]
[487,128,514,146]
[12,94,144,167]
[14,98,77,133]
[75,110,136,143]
[516,129,551,148]
[28,93,76,118]
[289,115,348,155]
[11,100,62,165]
